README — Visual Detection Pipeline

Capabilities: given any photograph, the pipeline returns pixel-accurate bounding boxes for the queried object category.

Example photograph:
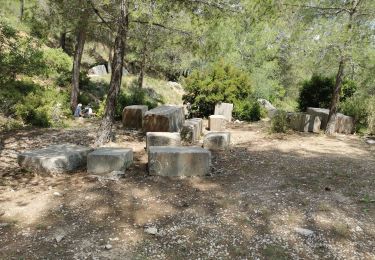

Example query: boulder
[306,107,354,134]
[214,102,233,122]
[143,105,185,132]
[288,112,321,133]
[88,65,107,76]
[18,144,92,174]
[181,119,201,144]
[148,146,211,177]
[146,132,181,152]
[208,115,226,131]
[87,148,133,175]
[203,132,231,151]
[122,105,148,130]
[257,99,278,118]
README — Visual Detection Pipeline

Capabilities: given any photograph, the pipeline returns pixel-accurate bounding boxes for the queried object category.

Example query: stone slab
[214,103,233,122]
[18,144,92,174]
[148,146,211,177]
[288,112,321,133]
[146,132,181,153]
[208,115,226,131]
[88,65,107,76]
[190,118,203,135]
[143,105,185,132]
[122,105,148,129]
[87,148,133,175]
[257,99,278,118]
[181,119,201,144]
[203,132,231,151]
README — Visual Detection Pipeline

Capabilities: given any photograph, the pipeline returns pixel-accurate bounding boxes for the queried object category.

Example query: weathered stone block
[146,132,181,152]
[288,112,321,133]
[148,146,211,176]
[203,132,231,151]
[181,119,201,143]
[18,144,92,174]
[122,105,148,129]
[190,118,203,135]
[143,105,185,132]
[209,115,226,131]
[87,148,133,174]
[258,99,278,118]
[214,102,233,121]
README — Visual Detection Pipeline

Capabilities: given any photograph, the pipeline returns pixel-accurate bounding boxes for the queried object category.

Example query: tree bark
[70,27,87,112]
[19,0,25,22]
[60,31,68,53]
[95,0,128,146]
[325,58,345,135]
[138,44,147,88]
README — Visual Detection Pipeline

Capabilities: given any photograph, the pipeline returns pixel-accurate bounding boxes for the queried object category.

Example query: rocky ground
[0,120,374,259]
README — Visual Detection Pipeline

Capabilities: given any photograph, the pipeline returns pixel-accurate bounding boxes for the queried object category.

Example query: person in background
[74,103,82,117]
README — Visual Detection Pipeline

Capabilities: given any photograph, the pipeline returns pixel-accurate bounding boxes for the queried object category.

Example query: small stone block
[122,105,148,129]
[208,115,226,131]
[148,146,211,176]
[87,148,133,175]
[181,119,201,143]
[143,105,185,132]
[190,118,203,135]
[214,103,233,121]
[203,132,231,151]
[18,144,92,174]
[146,132,181,153]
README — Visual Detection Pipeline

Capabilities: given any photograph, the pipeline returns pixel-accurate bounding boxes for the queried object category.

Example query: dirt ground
[0,120,374,260]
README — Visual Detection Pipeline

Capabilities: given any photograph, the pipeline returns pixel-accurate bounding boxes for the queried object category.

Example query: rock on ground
[122,105,148,130]
[214,103,233,122]
[203,132,231,151]
[146,132,181,153]
[143,106,185,132]
[87,148,133,175]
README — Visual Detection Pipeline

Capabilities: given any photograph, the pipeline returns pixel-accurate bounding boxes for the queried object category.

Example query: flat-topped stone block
[143,105,185,132]
[203,132,231,151]
[18,144,92,174]
[288,112,321,133]
[208,115,226,131]
[181,119,201,144]
[148,146,211,176]
[122,105,148,129]
[214,102,233,121]
[146,132,181,153]
[190,118,203,135]
[87,148,133,175]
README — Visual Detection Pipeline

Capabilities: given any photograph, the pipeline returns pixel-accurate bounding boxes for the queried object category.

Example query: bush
[271,111,288,133]
[42,47,72,77]
[339,95,368,133]
[234,100,263,121]
[182,61,254,119]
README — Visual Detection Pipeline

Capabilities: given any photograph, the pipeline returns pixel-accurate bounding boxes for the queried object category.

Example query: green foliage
[182,61,255,119]
[298,74,334,112]
[234,100,263,122]
[270,111,288,133]
[42,47,72,77]
[339,95,368,133]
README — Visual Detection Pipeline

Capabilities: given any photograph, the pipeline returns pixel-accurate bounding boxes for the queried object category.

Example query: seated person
[74,103,82,117]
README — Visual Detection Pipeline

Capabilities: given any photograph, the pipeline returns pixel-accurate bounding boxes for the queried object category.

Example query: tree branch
[131,19,192,36]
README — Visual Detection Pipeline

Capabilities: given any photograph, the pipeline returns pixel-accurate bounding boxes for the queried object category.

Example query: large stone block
[181,119,201,144]
[87,148,133,174]
[214,102,233,122]
[190,118,203,135]
[143,105,185,132]
[288,112,321,133]
[18,144,92,174]
[258,99,278,118]
[122,105,148,129]
[306,107,354,134]
[146,132,181,152]
[203,132,231,151]
[148,146,211,177]
[209,115,226,131]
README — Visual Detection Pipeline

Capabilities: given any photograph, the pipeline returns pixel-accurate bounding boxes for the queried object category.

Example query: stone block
[87,148,133,174]
[122,105,148,129]
[146,132,181,152]
[143,105,185,132]
[190,118,203,135]
[18,144,92,174]
[148,146,211,177]
[203,132,231,151]
[257,99,278,118]
[288,112,321,133]
[209,115,226,131]
[214,102,233,121]
[181,119,201,143]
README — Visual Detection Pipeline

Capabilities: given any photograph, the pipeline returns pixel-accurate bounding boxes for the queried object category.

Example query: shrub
[234,100,262,121]
[42,47,72,77]
[339,95,368,133]
[182,61,254,119]
[270,110,288,133]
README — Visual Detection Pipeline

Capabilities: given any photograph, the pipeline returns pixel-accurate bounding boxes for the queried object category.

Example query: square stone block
[181,119,201,144]
[288,112,321,133]
[87,148,133,175]
[122,105,148,129]
[146,132,181,153]
[143,106,185,132]
[214,102,233,121]
[148,146,211,177]
[18,144,92,174]
[190,118,203,135]
[203,132,231,151]
[208,115,226,131]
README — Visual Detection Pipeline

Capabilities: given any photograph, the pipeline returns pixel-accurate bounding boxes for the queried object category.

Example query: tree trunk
[138,44,147,88]
[108,45,113,74]
[325,58,345,135]
[95,0,128,146]
[70,27,86,112]
[19,0,25,22]
[60,31,67,53]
